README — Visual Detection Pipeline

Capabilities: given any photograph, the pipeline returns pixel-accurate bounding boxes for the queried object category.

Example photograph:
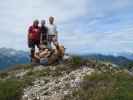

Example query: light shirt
[47,24,57,35]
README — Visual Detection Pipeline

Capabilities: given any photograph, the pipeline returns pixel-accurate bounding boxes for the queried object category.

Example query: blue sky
[0,0,133,54]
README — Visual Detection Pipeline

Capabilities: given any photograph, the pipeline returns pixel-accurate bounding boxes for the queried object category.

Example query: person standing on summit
[47,16,58,49]
[28,20,41,62]
[40,20,48,46]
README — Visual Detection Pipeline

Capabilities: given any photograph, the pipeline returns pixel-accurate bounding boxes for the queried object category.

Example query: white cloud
[0,0,88,50]
[0,0,133,54]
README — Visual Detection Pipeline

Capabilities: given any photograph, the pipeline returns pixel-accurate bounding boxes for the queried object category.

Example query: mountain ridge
[0,48,29,70]
[0,48,133,70]
[0,57,133,100]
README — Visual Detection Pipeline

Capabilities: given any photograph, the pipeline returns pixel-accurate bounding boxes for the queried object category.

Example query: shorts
[28,40,40,49]
[40,58,48,65]
[48,35,57,42]
[42,35,48,44]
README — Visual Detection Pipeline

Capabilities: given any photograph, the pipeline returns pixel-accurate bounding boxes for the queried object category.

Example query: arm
[55,44,65,58]
[55,32,58,42]
[40,32,43,44]
[34,52,40,60]
[55,25,58,41]
[28,26,32,40]
[28,33,32,40]
[46,27,48,43]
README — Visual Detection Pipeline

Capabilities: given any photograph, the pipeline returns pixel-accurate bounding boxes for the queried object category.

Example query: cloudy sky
[0,0,133,54]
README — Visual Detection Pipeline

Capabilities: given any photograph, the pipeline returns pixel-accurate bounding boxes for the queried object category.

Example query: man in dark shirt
[40,20,48,46]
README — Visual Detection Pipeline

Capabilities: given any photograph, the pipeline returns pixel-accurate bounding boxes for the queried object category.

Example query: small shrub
[35,70,49,77]
[72,56,82,65]
[0,72,8,78]
[70,56,87,70]
[26,70,34,76]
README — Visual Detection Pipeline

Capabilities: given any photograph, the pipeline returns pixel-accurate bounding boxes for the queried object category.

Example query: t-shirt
[28,26,41,41]
[47,24,57,35]
[40,26,48,40]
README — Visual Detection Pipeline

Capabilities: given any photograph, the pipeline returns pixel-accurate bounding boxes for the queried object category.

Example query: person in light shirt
[47,16,58,49]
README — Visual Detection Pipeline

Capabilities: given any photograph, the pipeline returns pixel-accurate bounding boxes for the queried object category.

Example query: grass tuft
[64,71,133,100]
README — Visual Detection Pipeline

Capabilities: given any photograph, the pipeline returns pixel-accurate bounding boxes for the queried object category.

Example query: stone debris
[22,66,94,100]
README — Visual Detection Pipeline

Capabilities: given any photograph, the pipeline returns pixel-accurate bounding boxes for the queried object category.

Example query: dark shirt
[40,26,48,41]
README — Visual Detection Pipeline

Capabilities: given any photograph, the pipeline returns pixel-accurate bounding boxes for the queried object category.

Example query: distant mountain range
[0,48,133,70]
[116,52,133,60]
[80,54,133,68]
[0,48,30,70]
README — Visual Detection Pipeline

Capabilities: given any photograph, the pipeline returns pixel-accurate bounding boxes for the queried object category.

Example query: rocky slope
[22,66,94,100]
[0,58,132,100]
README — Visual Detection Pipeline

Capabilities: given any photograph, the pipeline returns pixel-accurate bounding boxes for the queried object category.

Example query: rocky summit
[22,66,94,100]
[0,57,133,100]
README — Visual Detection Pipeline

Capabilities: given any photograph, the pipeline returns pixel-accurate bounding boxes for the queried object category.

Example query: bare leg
[30,48,35,62]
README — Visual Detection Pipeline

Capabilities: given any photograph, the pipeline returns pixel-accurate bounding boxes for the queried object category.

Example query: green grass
[0,75,35,100]
[71,56,87,66]
[0,79,25,100]
[1,59,132,100]
[71,56,82,65]
[26,69,49,77]
[64,71,133,100]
